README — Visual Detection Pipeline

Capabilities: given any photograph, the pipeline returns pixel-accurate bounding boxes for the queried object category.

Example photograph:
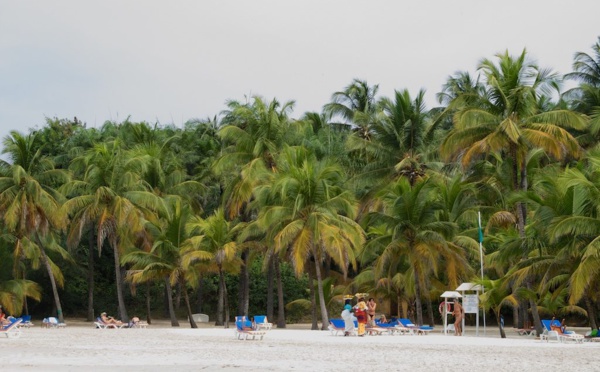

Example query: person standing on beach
[453,299,464,336]
[354,298,368,336]
[341,304,355,336]
[367,298,377,326]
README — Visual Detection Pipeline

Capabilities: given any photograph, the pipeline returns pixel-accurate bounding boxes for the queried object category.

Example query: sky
[1,0,598,141]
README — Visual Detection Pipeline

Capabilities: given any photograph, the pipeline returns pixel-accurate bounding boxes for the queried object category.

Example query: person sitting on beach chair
[100,312,124,326]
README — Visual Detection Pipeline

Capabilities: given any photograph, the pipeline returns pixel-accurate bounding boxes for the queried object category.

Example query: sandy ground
[1,319,598,372]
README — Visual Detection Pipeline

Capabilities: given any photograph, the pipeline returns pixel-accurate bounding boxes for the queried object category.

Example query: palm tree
[254,146,365,329]
[353,88,438,191]
[186,208,243,327]
[0,131,70,322]
[123,197,213,328]
[441,49,586,234]
[440,50,587,334]
[62,141,164,322]
[0,279,41,316]
[364,177,463,326]
[324,79,379,128]
[214,96,296,319]
[564,37,600,145]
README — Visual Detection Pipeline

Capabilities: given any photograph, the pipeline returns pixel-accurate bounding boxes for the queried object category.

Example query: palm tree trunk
[527,280,543,336]
[175,281,181,311]
[164,278,179,327]
[87,231,95,322]
[196,276,204,313]
[426,297,434,326]
[180,277,197,328]
[237,249,250,316]
[312,251,329,330]
[146,282,152,324]
[216,269,225,326]
[267,255,274,322]
[223,271,230,329]
[113,245,129,322]
[275,256,285,328]
[495,309,506,338]
[413,265,424,326]
[585,296,598,329]
[38,242,65,323]
[308,260,318,330]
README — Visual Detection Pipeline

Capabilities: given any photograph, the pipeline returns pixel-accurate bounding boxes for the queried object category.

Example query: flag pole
[478,211,486,336]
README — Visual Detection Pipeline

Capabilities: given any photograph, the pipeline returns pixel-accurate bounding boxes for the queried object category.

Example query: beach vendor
[341,304,355,336]
[354,298,368,336]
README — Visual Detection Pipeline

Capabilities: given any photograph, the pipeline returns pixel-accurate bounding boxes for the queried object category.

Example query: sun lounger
[42,317,66,329]
[584,330,600,342]
[515,327,535,336]
[540,319,584,343]
[16,315,34,328]
[234,316,266,340]
[328,318,358,336]
[95,317,127,329]
[398,318,433,335]
[253,315,272,330]
[1,318,22,338]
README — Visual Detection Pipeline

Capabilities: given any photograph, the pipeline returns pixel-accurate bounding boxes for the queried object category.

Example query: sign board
[463,294,479,314]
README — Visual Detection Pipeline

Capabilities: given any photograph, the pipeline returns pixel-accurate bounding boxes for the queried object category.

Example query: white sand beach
[1,320,598,372]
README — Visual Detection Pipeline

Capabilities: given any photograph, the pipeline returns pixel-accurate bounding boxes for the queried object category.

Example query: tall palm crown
[0,131,70,321]
[254,146,365,327]
[441,49,586,197]
[214,96,296,218]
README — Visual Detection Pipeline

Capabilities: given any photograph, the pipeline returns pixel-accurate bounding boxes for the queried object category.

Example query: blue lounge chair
[1,318,22,338]
[17,315,33,328]
[328,318,358,336]
[398,318,433,335]
[253,315,272,330]
[541,319,583,343]
[235,316,266,340]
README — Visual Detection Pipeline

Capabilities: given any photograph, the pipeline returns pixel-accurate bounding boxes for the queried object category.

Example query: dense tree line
[2,39,600,336]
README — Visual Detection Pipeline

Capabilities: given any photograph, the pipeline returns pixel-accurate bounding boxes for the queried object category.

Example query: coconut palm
[440,50,587,334]
[62,141,164,322]
[441,49,586,234]
[0,131,70,322]
[254,146,365,329]
[0,279,41,316]
[214,95,297,319]
[186,208,243,327]
[123,197,213,328]
[363,177,463,326]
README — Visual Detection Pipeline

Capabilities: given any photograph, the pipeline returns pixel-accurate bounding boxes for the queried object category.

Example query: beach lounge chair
[0,318,22,338]
[234,316,266,340]
[365,324,388,335]
[253,315,272,330]
[16,315,34,328]
[42,317,66,329]
[328,318,358,336]
[95,317,127,329]
[584,329,600,342]
[540,319,584,343]
[398,318,433,335]
[375,319,408,335]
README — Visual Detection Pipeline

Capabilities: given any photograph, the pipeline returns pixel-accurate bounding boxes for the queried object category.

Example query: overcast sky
[1,1,598,141]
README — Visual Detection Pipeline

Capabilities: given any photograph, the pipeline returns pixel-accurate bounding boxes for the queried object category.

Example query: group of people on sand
[341,297,377,337]
[341,296,465,337]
